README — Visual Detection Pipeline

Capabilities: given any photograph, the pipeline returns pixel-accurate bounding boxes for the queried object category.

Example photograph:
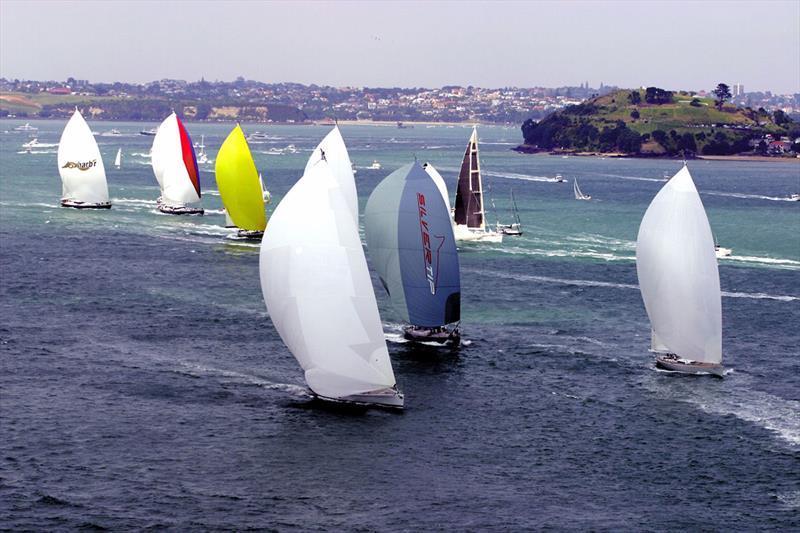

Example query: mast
[511,189,521,225]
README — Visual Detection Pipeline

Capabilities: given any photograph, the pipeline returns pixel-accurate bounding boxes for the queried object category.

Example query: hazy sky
[2,0,798,93]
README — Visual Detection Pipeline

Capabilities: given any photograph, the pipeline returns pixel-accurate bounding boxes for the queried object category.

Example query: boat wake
[724,255,800,270]
[171,360,309,397]
[703,191,797,202]
[593,172,665,183]
[17,149,57,154]
[111,197,158,208]
[644,376,800,447]
[484,170,558,183]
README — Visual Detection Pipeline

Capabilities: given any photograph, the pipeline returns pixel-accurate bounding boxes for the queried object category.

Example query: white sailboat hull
[453,224,503,243]
[315,387,405,409]
[655,355,724,378]
[61,199,112,209]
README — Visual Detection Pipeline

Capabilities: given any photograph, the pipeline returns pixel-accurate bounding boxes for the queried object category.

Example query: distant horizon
[2,75,795,96]
[1,1,798,94]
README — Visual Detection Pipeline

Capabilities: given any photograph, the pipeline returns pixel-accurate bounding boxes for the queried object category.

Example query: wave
[466,268,799,302]
[0,200,57,209]
[17,149,57,154]
[111,197,157,207]
[726,255,800,270]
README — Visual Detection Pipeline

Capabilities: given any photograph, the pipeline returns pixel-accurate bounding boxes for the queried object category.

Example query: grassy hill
[520,88,799,157]
[0,91,307,123]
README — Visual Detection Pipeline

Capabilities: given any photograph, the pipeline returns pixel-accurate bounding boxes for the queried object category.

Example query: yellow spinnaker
[215,125,266,231]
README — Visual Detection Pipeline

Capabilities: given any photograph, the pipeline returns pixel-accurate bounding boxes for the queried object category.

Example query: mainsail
[259,159,401,405]
[305,126,358,222]
[150,112,201,206]
[365,162,461,327]
[215,125,266,232]
[114,148,122,168]
[636,165,722,364]
[57,108,110,205]
[453,127,485,229]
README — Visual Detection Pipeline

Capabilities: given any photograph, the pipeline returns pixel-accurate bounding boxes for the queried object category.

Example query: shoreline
[0,116,512,127]
[513,145,800,163]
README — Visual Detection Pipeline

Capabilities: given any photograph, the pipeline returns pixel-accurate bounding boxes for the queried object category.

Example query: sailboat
[497,189,523,235]
[150,112,203,215]
[196,135,212,165]
[573,178,591,200]
[365,162,461,345]
[453,127,502,243]
[215,125,266,240]
[259,146,404,409]
[57,108,111,209]
[636,165,724,377]
[114,148,122,169]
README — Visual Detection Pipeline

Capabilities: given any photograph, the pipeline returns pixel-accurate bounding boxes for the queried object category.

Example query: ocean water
[1,120,799,530]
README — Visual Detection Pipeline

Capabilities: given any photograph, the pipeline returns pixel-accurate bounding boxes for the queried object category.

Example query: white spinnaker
[150,113,177,189]
[162,160,200,205]
[424,163,453,214]
[304,126,358,222]
[57,109,109,204]
[260,160,396,399]
[636,165,722,364]
[150,113,199,205]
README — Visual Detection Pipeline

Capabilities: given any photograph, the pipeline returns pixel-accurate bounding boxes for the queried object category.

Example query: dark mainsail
[453,127,485,229]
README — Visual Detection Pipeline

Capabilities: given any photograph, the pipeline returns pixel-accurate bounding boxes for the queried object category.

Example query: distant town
[1,77,798,124]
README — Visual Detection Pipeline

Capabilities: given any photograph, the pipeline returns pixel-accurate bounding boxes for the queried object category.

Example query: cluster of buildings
[0,77,616,123]
[1,77,798,125]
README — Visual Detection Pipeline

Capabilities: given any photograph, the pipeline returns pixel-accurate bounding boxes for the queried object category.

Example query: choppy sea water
[1,120,799,530]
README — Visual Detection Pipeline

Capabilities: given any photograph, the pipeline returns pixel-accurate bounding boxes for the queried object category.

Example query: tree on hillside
[628,91,641,105]
[644,87,673,104]
[713,83,731,110]
[773,109,791,126]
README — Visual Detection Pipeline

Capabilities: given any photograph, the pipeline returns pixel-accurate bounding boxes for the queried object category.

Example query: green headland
[517,87,799,158]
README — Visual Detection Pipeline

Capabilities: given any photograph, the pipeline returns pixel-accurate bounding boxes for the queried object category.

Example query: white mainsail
[260,160,400,403]
[57,109,109,205]
[114,148,122,168]
[574,179,588,200]
[636,165,722,364]
[304,126,358,222]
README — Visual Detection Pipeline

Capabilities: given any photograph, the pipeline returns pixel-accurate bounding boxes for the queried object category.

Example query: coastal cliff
[517,88,799,158]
